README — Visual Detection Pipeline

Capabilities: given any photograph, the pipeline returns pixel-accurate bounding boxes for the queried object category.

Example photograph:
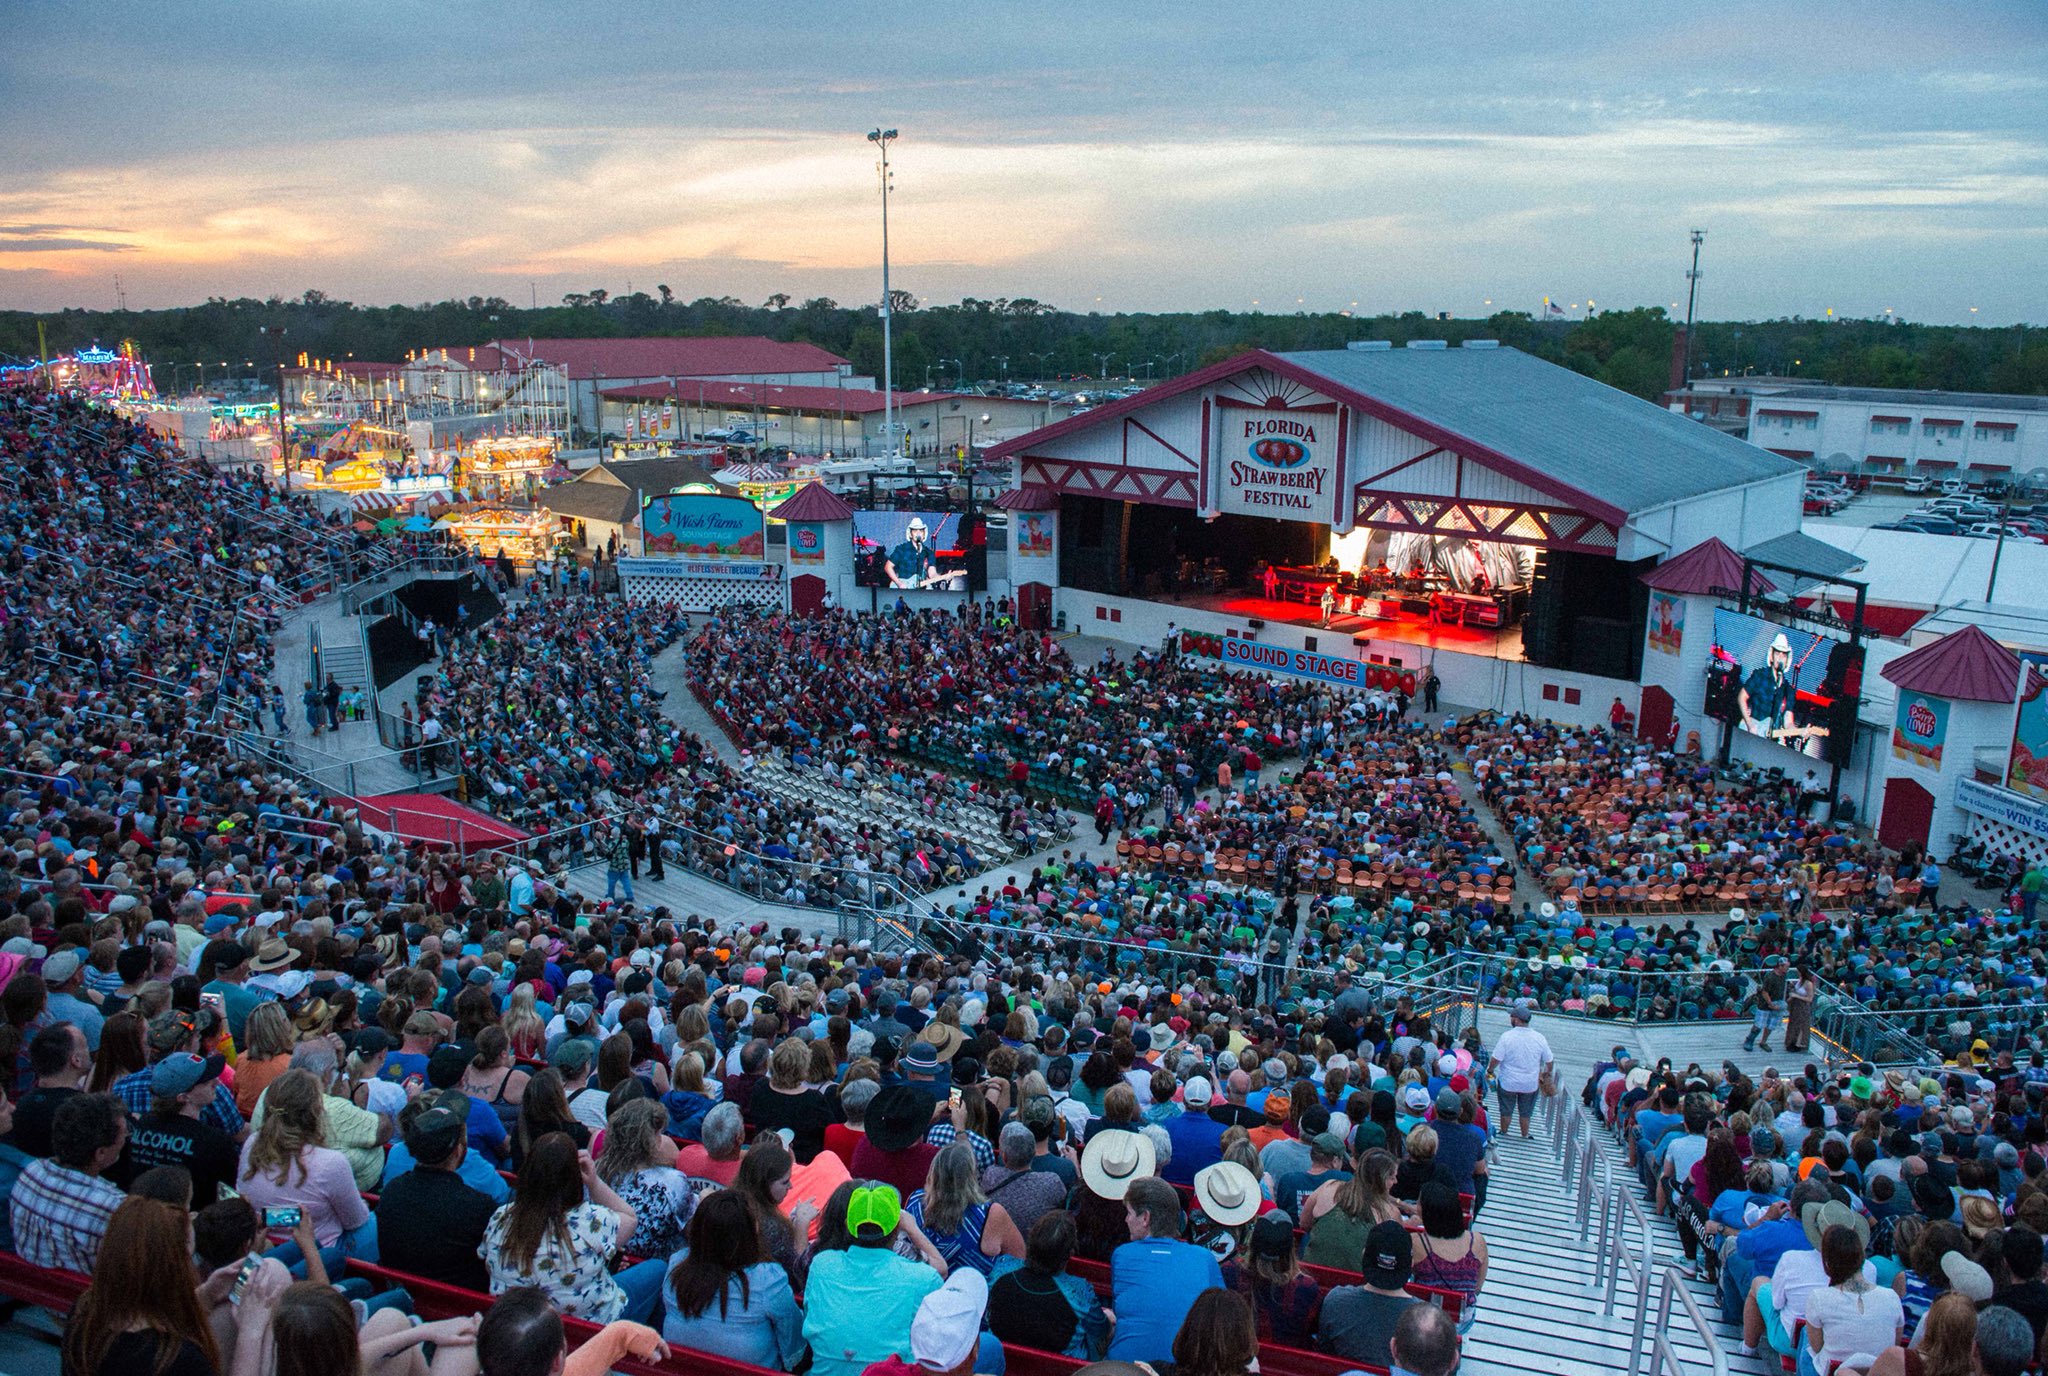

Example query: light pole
[866,126,899,455]
[260,326,289,487]
[1093,352,1115,380]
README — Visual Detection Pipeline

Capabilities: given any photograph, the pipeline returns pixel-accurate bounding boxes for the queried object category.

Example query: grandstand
[0,393,2040,1376]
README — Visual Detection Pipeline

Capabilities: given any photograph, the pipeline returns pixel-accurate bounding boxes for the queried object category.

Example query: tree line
[2,288,2042,401]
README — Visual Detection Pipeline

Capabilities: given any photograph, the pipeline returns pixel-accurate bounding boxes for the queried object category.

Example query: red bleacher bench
[0,1250,90,1313]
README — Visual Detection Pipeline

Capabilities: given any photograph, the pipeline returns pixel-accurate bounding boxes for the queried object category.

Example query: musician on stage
[1260,562,1280,601]
[1738,632,1800,743]
[885,516,939,588]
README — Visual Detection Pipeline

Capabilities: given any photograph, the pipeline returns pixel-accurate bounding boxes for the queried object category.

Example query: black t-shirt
[747,1083,841,1164]
[1209,1102,1263,1130]
[1316,1286,1417,1368]
[7,1085,79,1158]
[376,1165,498,1293]
[62,1327,218,1376]
[988,1266,1080,1355]
[121,1110,241,1207]
[1986,1281,2048,1349]
[1030,1152,1078,1189]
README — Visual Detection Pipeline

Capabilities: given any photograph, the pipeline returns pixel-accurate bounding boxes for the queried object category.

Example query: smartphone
[948,1087,963,1108]
[262,1206,303,1229]
[200,991,226,1015]
[227,1254,264,1305]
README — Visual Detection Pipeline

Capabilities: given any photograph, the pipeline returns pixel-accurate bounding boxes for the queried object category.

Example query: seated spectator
[1866,1292,1974,1376]
[906,1141,1026,1277]
[677,1101,746,1186]
[803,1183,945,1376]
[979,1121,1068,1241]
[270,1277,482,1376]
[597,1098,695,1260]
[120,1052,240,1208]
[513,1067,592,1171]
[382,1090,513,1204]
[60,1196,223,1376]
[864,1269,995,1376]
[855,1085,943,1197]
[1170,1287,1260,1376]
[1304,1148,1402,1270]
[236,1069,372,1257]
[1802,1222,1902,1376]
[664,1190,807,1371]
[749,1038,840,1164]
[1389,1300,1463,1376]
[12,1091,129,1271]
[1317,1218,1422,1368]
[1273,1130,1350,1221]
[376,1100,497,1292]
[1162,1076,1227,1184]
[477,1285,671,1376]
[988,1210,1111,1361]
[736,1136,818,1277]
[1224,1212,1322,1346]
[1107,1176,1223,1363]
[480,1131,665,1324]
[1971,1305,2037,1376]
[823,1078,880,1168]
[0,1091,29,1251]
[234,1002,297,1118]
[1410,1181,1486,1331]
[9,1021,89,1157]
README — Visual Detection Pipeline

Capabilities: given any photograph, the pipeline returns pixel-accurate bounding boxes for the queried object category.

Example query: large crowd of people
[9,389,2048,1376]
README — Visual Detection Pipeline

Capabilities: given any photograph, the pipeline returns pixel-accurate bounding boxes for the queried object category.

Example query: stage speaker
[1352,636,1372,649]
[1573,617,1633,679]
[1247,618,1264,630]
[1523,580,1562,666]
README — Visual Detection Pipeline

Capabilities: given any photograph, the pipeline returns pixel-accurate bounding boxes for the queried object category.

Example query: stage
[1172,590,1527,660]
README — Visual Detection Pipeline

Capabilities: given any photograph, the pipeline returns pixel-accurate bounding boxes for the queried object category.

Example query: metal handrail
[1601,1179,1657,1376]
[1652,1266,1728,1376]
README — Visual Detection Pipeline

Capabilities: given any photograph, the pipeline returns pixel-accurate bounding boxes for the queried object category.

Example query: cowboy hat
[1769,633,1793,655]
[1800,1199,1870,1252]
[866,1085,934,1154]
[1080,1129,1156,1201]
[1193,1160,1263,1227]
[250,939,301,973]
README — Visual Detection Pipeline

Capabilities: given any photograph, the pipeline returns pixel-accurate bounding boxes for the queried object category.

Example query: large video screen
[854,510,967,591]
[1710,607,1859,767]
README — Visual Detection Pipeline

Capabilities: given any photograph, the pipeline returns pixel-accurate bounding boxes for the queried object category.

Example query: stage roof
[1274,347,1798,519]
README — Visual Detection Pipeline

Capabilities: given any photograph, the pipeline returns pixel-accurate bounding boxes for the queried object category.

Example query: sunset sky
[4,1,2044,321]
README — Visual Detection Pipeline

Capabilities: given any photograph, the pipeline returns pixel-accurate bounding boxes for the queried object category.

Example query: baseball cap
[427,1044,471,1089]
[350,1029,393,1060]
[1360,1219,1414,1287]
[151,1052,226,1098]
[147,1008,198,1052]
[1250,1212,1296,1262]
[404,1104,468,1164]
[846,1183,902,1240]
[40,950,82,985]
[1182,1076,1215,1107]
[1435,1087,1464,1117]
[909,1270,987,1371]
[1310,1131,1347,1158]
[1403,1085,1431,1112]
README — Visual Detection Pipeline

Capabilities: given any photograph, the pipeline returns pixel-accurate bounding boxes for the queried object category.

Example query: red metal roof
[1880,624,2022,704]
[599,380,963,414]
[770,482,856,522]
[1639,537,1777,597]
[995,484,1061,510]
[481,336,847,380]
[338,792,529,850]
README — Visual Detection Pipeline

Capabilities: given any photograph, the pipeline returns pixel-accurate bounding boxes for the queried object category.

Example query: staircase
[1452,1074,1740,1376]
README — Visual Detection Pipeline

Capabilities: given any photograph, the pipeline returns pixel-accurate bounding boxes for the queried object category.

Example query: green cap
[846,1183,902,1239]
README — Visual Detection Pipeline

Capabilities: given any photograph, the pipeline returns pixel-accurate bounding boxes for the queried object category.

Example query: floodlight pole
[868,127,899,457]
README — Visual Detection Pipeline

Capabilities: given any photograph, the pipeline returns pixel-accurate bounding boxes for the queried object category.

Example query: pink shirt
[236,1142,369,1246]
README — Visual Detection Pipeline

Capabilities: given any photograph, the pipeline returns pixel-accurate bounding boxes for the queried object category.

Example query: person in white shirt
[1485,1004,1553,1138]
[1799,1223,1898,1376]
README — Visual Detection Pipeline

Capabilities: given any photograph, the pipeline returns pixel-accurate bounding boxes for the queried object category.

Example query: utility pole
[867,127,899,456]
[1683,229,1706,383]
[261,325,290,489]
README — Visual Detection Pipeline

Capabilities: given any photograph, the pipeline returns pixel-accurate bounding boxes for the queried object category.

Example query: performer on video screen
[1737,632,1824,755]
[885,516,939,588]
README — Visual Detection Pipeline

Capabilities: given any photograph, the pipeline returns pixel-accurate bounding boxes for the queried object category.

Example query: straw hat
[1080,1130,1156,1201]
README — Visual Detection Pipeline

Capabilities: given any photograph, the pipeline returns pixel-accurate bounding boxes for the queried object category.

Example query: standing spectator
[603,827,634,905]
[11,1091,129,1272]
[1107,1176,1223,1363]
[322,674,343,731]
[1316,1219,1421,1368]
[1484,1005,1552,1138]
